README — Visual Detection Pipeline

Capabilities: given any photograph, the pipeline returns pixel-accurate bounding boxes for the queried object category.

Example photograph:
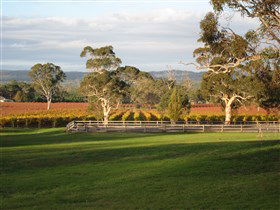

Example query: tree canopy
[80,46,122,72]
[192,12,259,74]
[29,63,66,110]
[211,0,280,45]
[80,70,128,124]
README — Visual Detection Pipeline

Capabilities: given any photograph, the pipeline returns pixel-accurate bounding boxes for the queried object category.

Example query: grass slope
[1,128,280,209]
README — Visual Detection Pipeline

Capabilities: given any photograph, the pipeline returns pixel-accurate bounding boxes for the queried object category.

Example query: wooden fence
[66,121,280,133]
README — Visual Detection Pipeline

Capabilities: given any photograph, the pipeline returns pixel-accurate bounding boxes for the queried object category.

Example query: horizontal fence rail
[66,121,280,133]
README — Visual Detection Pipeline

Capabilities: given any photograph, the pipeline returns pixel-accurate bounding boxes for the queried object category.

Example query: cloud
[3,8,259,71]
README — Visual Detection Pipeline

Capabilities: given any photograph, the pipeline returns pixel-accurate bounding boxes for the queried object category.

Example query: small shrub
[122,111,134,121]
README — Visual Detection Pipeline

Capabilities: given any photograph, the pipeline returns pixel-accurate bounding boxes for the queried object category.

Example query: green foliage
[80,70,128,111]
[109,111,123,121]
[188,88,206,104]
[80,45,122,72]
[207,0,280,112]
[0,115,95,128]
[121,111,134,121]
[129,76,162,105]
[210,0,280,44]
[87,103,103,121]
[115,66,159,105]
[158,86,190,112]
[0,81,85,103]
[167,88,183,123]
[0,81,39,102]
[194,12,255,73]
[29,63,66,108]
[134,110,145,121]
[200,72,261,107]
[253,60,280,111]
[1,113,279,128]
[158,89,172,111]
[141,110,152,121]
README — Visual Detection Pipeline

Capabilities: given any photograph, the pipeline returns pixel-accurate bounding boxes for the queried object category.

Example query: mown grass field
[1,128,280,209]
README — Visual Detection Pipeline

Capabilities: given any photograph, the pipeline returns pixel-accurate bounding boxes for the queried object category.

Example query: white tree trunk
[223,95,237,125]
[103,112,109,125]
[225,102,232,125]
[102,99,111,125]
[47,98,52,110]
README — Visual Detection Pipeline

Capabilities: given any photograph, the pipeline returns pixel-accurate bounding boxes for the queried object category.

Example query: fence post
[84,122,87,132]
[144,124,146,133]
[240,125,243,132]
[267,124,269,132]
[183,125,185,132]
[202,125,205,132]
[221,125,224,133]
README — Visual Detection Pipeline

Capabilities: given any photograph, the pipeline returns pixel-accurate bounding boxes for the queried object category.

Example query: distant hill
[1,70,87,82]
[149,70,203,83]
[1,70,203,83]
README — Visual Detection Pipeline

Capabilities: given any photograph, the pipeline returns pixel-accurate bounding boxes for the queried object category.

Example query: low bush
[134,110,145,121]
[109,110,125,121]
[0,115,96,128]
[122,111,134,121]
[0,113,278,128]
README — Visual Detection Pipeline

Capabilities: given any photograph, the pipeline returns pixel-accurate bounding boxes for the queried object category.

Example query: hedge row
[0,114,278,128]
[0,115,96,128]
[184,114,279,123]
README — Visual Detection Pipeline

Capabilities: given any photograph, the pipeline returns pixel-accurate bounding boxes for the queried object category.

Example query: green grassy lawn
[1,128,280,209]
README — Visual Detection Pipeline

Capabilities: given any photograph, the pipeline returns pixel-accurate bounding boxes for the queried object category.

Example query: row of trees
[79,45,191,124]
[0,80,84,103]
[5,0,278,124]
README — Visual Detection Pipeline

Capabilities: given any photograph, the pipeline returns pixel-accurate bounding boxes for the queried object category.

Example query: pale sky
[2,0,258,72]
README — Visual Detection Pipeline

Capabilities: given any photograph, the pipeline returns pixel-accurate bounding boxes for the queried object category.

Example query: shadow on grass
[3,128,279,148]
[3,138,279,175]
[1,128,175,147]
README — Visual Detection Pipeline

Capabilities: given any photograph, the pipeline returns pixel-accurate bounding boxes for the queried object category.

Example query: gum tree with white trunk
[200,72,261,124]
[29,63,65,110]
[187,12,260,74]
[188,12,265,124]
[80,45,122,73]
[80,46,125,125]
[208,0,280,117]
[80,70,127,125]
[211,0,280,46]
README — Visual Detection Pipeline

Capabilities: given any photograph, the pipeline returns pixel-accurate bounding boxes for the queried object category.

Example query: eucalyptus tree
[187,12,260,74]
[185,2,279,123]
[80,45,122,73]
[29,63,66,110]
[80,46,125,124]
[191,12,264,123]
[80,70,127,124]
[249,57,280,113]
[210,0,280,45]
[115,66,160,105]
[208,0,280,113]
[0,81,36,102]
[201,71,262,124]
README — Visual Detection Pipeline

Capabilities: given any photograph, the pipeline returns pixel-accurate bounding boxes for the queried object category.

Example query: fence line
[66,121,280,133]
